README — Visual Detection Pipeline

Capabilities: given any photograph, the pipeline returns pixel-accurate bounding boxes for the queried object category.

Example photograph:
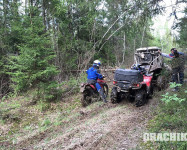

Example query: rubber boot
[98,89,107,103]
[179,72,184,84]
[172,86,179,92]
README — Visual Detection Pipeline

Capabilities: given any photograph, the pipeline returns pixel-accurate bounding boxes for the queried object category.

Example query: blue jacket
[161,52,184,59]
[161,52,185,69]
[86,66,103,80]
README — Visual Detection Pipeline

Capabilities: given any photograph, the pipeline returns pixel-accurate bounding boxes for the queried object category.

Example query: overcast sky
[152,0,186,37]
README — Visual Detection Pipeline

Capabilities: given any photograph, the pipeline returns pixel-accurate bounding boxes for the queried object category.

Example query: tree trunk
[3,0,8,29]
[42,0,47,31]
[122,32,126,65]
[141,25,146,47]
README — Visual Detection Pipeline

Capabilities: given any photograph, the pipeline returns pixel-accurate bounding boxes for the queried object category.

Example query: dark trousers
[87,79,106,102]
[87,79,101,91]
[172,67,184,84]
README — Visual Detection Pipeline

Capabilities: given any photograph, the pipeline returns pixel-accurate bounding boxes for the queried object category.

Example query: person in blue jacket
[160,48,184,58]
[86,60,107,103]
[159,48,185,91]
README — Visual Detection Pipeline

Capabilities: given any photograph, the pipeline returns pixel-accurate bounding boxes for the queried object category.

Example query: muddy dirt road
[0,70,161,150]
[10,95,159,150]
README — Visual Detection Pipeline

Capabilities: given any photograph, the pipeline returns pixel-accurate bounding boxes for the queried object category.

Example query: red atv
[111,47,169,107]
[111,69,153,107]
[80,77,108,107]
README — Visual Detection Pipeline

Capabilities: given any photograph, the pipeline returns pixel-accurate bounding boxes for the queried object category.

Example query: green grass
[142,82,187,150]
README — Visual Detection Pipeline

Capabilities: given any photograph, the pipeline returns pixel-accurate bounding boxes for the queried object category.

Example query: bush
[144,83,187,150]
[61,72,87,95]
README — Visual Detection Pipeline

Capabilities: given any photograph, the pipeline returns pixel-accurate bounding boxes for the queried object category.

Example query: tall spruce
[7,2,60,101]
[0,0,22,98]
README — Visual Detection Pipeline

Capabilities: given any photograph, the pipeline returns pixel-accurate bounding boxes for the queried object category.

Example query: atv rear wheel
[81,89,92,107]
[110,87,121,103]
[135,89,147,107]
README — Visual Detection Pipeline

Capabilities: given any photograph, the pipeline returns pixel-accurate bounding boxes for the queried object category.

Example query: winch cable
[103,66,114,82]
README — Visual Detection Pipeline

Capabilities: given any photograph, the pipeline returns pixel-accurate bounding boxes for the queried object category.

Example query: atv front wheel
[135,89,147,107]
[156,75,168,90]
[103,84,109,98]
